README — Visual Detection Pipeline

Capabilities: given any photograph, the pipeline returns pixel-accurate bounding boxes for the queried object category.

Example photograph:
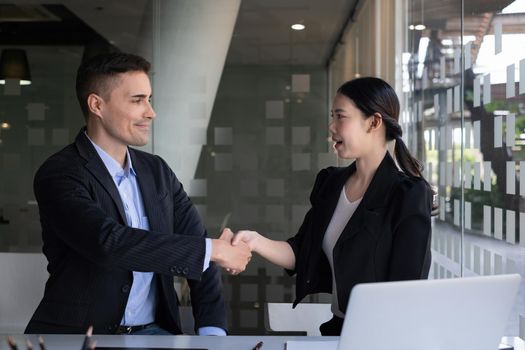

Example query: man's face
[97,71,156,147]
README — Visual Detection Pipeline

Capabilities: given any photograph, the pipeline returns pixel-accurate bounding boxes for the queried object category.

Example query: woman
[233,77,433,335]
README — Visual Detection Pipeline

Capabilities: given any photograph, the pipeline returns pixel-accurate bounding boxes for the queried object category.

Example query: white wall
[0,253,48,333]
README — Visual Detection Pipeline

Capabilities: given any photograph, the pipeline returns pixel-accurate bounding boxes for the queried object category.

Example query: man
[25,52,251,335]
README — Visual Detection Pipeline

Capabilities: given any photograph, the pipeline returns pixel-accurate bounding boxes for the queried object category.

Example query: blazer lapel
[339,152,399,243]
[75,129,128,224]
[131,149,165,233]
[311,163,355,249]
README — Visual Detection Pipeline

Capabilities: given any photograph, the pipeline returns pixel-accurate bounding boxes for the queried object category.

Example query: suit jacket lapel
[131,149,165,233]
[311,163,355,249]
[75,128,128,224]
[339,152,398,243]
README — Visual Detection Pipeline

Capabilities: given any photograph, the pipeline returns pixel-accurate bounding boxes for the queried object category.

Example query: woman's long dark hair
[337,77,424,180]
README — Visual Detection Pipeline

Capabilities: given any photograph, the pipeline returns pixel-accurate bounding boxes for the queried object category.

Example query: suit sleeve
[387,180,432,280]
[34,158,206,280]
[285,167,332,276]
[158,160,227,331]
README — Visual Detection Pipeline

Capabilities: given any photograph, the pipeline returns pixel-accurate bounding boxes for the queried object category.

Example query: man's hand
[211,228,251,275]
[218,227,235,243]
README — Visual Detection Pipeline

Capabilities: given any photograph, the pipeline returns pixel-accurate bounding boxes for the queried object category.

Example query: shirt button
[121,284,130,293]
[306,279,311,284]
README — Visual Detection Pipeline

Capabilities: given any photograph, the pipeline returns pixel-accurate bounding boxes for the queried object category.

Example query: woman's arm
[232,230,296,270]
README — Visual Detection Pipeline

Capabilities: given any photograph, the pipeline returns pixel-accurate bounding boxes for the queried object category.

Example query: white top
[322,186,362,317]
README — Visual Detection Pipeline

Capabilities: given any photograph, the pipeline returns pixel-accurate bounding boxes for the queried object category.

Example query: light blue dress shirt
[87,136,224,335]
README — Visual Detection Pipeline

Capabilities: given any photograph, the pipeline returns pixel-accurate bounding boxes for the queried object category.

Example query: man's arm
[35,159,208,279]
[166,164,250,333]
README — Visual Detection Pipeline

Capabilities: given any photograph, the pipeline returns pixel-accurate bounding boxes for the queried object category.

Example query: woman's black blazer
[286,152,432,314]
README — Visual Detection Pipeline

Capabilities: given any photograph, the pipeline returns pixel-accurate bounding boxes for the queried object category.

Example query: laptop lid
[338,274,521,350]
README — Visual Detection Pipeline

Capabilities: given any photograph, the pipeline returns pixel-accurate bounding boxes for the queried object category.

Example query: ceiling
[0,0,355,66]
[1,0,523,66]
[226,0,356,65]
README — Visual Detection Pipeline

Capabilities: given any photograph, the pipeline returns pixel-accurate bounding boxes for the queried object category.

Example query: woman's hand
[232,230,296,270]
[232,230,260,252]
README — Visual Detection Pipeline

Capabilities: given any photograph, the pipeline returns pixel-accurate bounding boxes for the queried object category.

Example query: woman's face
[329,93,372,160]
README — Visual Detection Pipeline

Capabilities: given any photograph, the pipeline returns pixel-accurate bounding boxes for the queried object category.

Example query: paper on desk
[286,340,338,350]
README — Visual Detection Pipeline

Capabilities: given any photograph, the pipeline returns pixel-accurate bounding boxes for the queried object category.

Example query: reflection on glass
[405,0,525,336]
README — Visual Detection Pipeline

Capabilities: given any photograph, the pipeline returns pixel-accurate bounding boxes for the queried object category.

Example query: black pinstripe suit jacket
[25,128,226,334]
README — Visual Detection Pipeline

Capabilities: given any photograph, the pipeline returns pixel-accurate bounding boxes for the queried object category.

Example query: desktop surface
[0,335,523,350]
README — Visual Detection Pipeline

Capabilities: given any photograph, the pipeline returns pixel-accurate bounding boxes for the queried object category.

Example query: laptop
[337,274,521,350]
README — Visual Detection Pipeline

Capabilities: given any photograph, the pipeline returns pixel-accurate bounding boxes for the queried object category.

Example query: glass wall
[404,0,525,337]
[327,0,525,338]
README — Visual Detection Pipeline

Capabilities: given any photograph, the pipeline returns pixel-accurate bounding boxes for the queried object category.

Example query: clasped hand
[213,228,259,275]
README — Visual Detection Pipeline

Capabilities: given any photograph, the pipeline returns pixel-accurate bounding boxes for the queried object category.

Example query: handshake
[211,228,258,275]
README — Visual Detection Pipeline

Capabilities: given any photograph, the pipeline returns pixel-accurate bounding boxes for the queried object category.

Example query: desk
[0,335,337,350]
[0,335,523,350]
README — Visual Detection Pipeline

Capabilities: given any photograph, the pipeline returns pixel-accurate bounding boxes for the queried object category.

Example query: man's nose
[146,102,156,119]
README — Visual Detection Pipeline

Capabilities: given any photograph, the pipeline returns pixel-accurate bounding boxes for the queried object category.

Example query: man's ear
[368,113,383,132]
[87,93,104,119]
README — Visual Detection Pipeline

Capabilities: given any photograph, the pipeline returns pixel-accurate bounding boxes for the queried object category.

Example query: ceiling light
[291,23,305,31]
[414,24,426,30]
[1,122,9,130]
[409,25,416,30]
[0,49,32,85]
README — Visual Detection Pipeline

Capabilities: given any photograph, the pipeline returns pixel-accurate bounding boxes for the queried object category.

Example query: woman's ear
[87,93,104,119]
[367,113,383,132]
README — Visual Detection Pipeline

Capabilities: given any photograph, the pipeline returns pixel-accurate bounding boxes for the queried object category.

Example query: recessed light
[291,23,305,31]
[1,122,9,130]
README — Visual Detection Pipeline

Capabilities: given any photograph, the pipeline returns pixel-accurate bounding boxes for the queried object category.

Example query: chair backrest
[0,253,48,333]
[265,302,332,336]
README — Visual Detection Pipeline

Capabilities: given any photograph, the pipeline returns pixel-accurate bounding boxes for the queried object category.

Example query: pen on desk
[38,336,46,350]
[81,326,93,350]
[252,340,263,350]
[6,336,18,350]
[26,339,34,350]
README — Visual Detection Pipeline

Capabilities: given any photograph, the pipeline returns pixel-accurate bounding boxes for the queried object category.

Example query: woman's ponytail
[382,115,424,179]
[393,135,424,179]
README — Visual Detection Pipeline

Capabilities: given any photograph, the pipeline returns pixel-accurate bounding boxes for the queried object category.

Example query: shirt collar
[84,132,136,179]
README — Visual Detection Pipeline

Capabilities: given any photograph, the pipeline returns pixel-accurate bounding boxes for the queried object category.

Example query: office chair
[265,302,332,336]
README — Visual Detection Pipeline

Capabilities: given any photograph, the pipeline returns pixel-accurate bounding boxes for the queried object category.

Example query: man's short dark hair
[76,52,151,119]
